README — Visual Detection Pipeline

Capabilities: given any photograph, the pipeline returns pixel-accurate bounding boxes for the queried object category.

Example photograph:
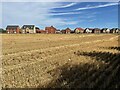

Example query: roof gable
[22,25,35,29]
[75,28,84,30]
[85,28,93,30]
[6,25,19,29]
[65,28,71,31]
[111,28,119,30]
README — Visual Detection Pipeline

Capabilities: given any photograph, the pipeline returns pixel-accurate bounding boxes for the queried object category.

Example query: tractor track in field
[2,35,118,71]
[2,34,116,56]
[2,35,118,56]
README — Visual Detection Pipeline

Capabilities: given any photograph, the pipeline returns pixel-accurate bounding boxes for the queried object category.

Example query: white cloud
[50,11,82,15]
[88,19,96,22]
[1,0,119,2]
[59,2,77,8]
[2,2,78,29]
[0,2,2,27]
[75,3,118,11]
[2,1,118,29]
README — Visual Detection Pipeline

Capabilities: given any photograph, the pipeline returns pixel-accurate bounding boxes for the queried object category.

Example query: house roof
[101,28,109,30]
[40,30,46,32]
[56,30,61,31]
[85,28,93,30]
[65,28,71,31]
[35,27,40,29]
[22,25,35,29]
[93,28,101,30]
[61,30,66,33]
[6,25,19,29]
[45,26,56,30]
[111,28,119,30]
[75,28,84,30]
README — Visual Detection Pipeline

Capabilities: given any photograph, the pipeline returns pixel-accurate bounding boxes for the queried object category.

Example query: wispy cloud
[50,11,82,15]
[88,19,96,22]
[2,2,79,29]
[59,2,77,8]
[75,3,118,11]
[0,2,2,27]
[1,0,119,2]
[2,2,118,29]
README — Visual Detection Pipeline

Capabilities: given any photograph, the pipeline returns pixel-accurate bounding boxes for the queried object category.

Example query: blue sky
[2,2,118,30]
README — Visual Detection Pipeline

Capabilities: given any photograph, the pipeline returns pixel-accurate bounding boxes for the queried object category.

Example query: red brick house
[92,28,101,33]
[45,26,56,34]
[6,25,20,34]
[36,27,46,34]
[74,28,84,34]
[36,27,40,33]
[65,28,71,34]
[40,30,46,34]
[61,30,66,34]
[61,28,71,34]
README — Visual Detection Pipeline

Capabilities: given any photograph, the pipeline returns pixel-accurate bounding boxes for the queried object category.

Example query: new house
[6,25,20,34]
[101,28,110,33]
[21,25,36,34]
[61,28,71,34]
[45,26,56,34]
[36,27,40,33]
[65,28,71,34]
[110,28,119,33]
[92,28,101,33]
[74,28,84,34]
[84,28,93,33]
[56,30,62,34]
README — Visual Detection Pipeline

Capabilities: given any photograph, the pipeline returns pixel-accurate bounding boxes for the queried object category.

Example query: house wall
[118,30,120,33]
[66,29,71,34]
[101,30,105,33]
[85,29,88,33]
[110,30,115,33]
[75,29,80,33]
[6,28,20,34]
[61,30,66,34]
[56,31,62,34]
[75,29,84,33]
[22,27,36,34]
[33,27,36,33]
[16,27,20,33]
[22,29,26,33]
[80,30,84,33]
[93,30,100,33]
[45,27,56,34]
[29,30,34,33]
[85,29,92,33]
[106,29,110,33]
[116,29,119,33]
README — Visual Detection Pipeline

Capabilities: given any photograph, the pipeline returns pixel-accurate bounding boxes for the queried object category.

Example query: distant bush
[0,29,6,33]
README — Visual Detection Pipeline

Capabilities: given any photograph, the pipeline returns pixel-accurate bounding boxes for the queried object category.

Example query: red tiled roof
[87,28,94,30]
[75,28,84,30]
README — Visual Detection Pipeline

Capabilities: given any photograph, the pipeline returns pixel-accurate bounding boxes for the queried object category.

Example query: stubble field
[1,34,120,88]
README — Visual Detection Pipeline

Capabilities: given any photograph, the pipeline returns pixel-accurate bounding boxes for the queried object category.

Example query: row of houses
[4,25,120,34]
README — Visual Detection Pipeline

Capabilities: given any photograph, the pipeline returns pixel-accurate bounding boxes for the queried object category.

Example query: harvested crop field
[1,34,120,88]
